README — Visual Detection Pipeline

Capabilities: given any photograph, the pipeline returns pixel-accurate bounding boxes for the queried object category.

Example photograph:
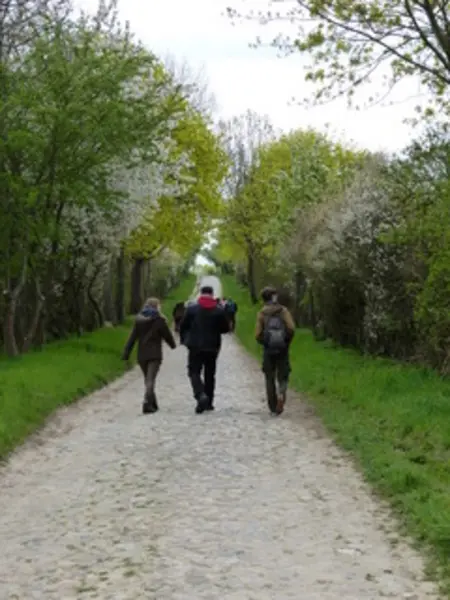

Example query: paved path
[193,274,222,299]
[0,278,439,599]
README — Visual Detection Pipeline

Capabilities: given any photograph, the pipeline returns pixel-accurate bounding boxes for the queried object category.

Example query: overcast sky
[76,0,426,153]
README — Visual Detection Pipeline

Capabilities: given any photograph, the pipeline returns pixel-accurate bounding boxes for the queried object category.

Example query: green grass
[0,275,194,460]
[224,275,450,595]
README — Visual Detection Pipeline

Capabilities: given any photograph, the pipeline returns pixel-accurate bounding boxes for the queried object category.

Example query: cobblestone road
[0,278,439,599]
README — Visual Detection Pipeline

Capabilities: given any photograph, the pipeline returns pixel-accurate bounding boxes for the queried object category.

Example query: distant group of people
[122,284,294,416]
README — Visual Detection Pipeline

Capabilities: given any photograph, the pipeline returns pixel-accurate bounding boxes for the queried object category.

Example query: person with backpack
[255,286,295,415]
[122,297,176,414]
[180,285,230,414]
[223,297,238,331]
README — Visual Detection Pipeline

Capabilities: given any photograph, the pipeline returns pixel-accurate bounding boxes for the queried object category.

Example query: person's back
[223,297,238,331]
[180,291,229,353]
[255,286,295,415]
[122,298,176,413]
[180,285,229,413]
[132,307,174,361]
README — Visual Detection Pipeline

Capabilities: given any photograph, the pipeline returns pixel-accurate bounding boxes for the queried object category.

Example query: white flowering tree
[299,156,410,351]
[0,1,225,355]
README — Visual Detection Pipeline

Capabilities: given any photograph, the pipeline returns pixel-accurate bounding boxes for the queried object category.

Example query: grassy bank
[224,275,450,594]
[0,276,194,460]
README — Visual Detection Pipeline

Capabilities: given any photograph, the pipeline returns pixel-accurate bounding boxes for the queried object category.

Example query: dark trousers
[139,360,161,407]
[174,317,182,333]
[262,351,290,413]
[187,349,218,405]
[228,315,236,331]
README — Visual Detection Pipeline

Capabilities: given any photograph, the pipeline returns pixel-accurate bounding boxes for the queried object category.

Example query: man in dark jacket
[122,297,176,414]
[180,285,230,414]
[255,286,295,416]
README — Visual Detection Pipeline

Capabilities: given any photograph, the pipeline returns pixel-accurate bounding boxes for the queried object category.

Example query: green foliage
[0,1,222,355]
[229,1,450,114]
[218,125,363,297]
[388,128,450,367]
[224,274,450,596]
[2,21,172,267]
[203,265,218,276]
[219,114,450,371]
[124,109,228,260]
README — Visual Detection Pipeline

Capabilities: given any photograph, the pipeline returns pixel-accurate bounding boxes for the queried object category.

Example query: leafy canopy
[228,0,450,115]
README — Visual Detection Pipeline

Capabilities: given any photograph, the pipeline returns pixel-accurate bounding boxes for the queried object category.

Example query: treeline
[215,0,450,372]
[214,115,450,371]
[0,0,227,356]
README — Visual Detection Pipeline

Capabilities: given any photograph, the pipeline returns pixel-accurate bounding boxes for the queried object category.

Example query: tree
[228,0,450,115]
[0,2,222,354]
[164,55,218,117]
[218,124,363,311]
[387,126,450,368]
[218,110,275,301]
[0,12,190,350]
[124,104,228,313]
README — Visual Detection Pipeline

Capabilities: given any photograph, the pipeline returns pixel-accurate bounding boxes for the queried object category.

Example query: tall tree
[124,105,228,313]
[218,110,275,301]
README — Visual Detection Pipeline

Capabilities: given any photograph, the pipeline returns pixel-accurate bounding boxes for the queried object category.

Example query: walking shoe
[195,393,209,414]
[275,393,285,415]
[143,392,158,414]
[204,396,214,411]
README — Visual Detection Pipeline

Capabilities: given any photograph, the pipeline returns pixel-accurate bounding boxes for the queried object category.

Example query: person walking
[122,297,176,414]
[172,301,185,334]
[180,285,230,414]
[223,297,238,332]
[255,286,295,416]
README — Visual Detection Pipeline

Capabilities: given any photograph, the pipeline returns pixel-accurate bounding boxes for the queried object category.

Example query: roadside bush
[216,120,450,371]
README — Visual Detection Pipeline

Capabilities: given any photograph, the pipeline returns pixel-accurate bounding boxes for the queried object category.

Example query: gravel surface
[0,277,439,599]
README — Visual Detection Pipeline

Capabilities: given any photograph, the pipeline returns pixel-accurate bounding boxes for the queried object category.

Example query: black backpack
[263,313,287,354]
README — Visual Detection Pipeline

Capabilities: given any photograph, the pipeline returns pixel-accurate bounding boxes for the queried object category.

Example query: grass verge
[0,275,194,460]
[223,274,450,595]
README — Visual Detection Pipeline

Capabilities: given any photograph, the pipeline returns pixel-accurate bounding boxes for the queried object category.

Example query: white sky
[76,0,426,153]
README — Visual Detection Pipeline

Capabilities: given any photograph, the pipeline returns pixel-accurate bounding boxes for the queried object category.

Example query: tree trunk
[87,271,103,329]
[103,258,115,324]
[22,278,45,353]
[143,259,152,298]
[247,251,257,304]
[129,257,144,314]
[71,285,84,337]
[116,248,125,325]
[88,290,103,328]
[309,287,318,339]
[293,269,305,326]
[3,256,28,357]
[36,310,47,347]
[4,300,19,357]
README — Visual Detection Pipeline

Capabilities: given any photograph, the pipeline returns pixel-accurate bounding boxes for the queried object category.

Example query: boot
[143,391,158,414]
[195,392,209,414]
[275,392,286,415]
